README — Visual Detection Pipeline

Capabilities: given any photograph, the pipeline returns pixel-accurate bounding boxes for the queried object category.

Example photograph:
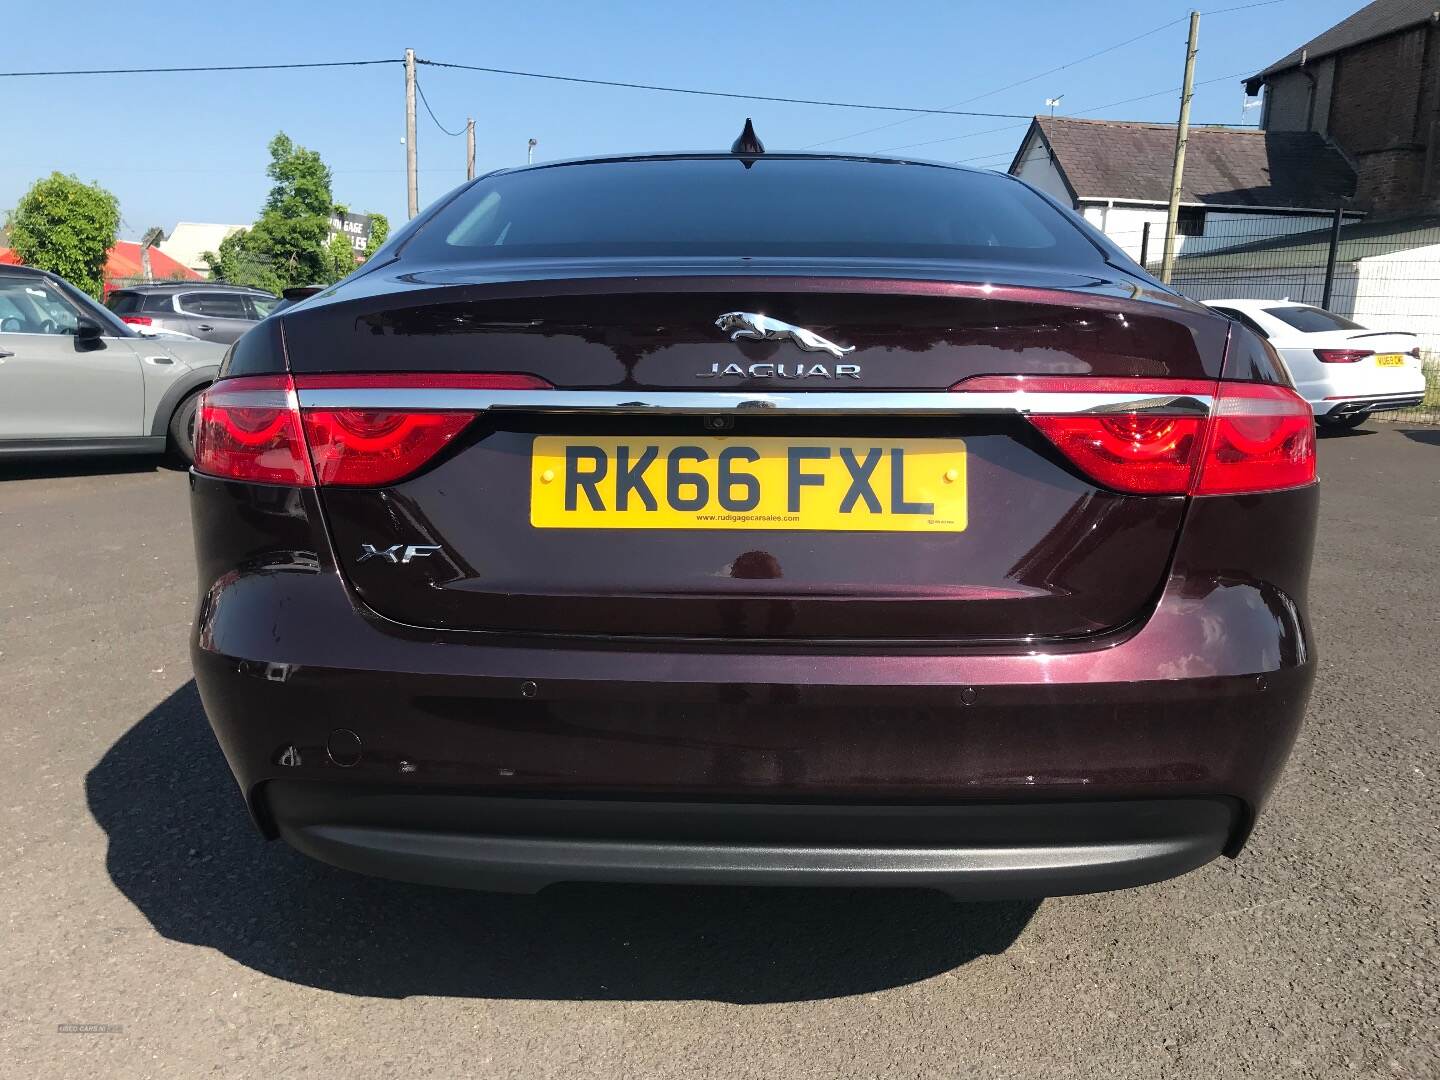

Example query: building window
[1177,207,1206,236]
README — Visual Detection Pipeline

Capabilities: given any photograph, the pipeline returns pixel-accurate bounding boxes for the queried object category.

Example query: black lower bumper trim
[1326,395,1425,415]
[265,785,1237,899]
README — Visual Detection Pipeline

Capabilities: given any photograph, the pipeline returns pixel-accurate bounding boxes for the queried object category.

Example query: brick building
[1245,0,1440,217]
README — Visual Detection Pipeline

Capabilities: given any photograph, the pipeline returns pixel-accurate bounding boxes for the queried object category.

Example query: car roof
[484,150,994,179]
[114,281,274,294]
[0,263,57,279]
[1202,298,1305,311]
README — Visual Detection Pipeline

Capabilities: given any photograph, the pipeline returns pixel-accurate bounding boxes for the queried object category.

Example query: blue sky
[2,0,1362,240]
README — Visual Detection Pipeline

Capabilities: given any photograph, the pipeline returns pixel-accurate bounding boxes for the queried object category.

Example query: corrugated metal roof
[1172,212,1440,271]
[1020,117,1356,208]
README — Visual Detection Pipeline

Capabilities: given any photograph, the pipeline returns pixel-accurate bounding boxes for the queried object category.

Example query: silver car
[106,282,279,345]
[0,265,228,463]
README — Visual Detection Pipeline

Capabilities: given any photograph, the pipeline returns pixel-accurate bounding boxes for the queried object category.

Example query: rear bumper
[1316,392,1426,416]
[190,475,1318,896]
[266,784,1237,898]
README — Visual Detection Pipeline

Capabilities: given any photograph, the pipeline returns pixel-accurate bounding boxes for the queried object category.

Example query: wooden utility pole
[405,48,419,219]
[1161,11,1200,284]
[466,118,476,181]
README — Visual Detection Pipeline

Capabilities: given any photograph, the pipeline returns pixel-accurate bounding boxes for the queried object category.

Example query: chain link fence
[1104,212,1440,425]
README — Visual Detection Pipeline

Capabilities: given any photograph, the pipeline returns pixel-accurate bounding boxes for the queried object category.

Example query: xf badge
[358,543,443,564]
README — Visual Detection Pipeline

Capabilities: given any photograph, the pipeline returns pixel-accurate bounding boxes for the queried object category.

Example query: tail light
[955,376,1315,495]
[194,375,315,486]
[301,410,474,485]
[1314,349,1372,363]
[121,315,153,327]
[193,373,552,487]
[1194,383,1315,494]
[1027,412,1205,494]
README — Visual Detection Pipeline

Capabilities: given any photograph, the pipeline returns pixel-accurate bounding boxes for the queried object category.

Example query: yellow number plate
[1375,353,1406,367]
[530,436,967,532]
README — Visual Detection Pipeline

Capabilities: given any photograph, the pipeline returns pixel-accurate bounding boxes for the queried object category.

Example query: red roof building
[0,242,203,289]
[102,241,203,286]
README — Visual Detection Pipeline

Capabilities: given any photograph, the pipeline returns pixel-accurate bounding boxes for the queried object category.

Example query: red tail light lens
[1192,383,1315,495]
[301,409,473,485]
[1314,349,1372,364]
[121,315,153,326]
[1028,414,1204,494]
[193,375,315,486]
[194,372,553,487]
[954,376,1315,495]
[291,372,552,486]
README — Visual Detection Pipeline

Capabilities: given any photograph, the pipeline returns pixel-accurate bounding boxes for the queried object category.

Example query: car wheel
[1317,411,1370,432]
[168,390,203,464]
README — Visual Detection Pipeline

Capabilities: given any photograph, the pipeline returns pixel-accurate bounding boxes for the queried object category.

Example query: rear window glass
[107,292,140,313]
[1264,305,1363,333]
[180,292,249,318]
[407,157,1099,265]
[1211,306,1269,338]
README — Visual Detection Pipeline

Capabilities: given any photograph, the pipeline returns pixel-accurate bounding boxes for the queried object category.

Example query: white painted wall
[1353,243,1440,345]
[158,222,246,276]
[1169,255,1440,351]
[1009,139,1074,205]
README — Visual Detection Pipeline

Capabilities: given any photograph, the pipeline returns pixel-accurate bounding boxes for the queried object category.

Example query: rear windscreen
[1265,305,1363,333]
[406,157,1101,265]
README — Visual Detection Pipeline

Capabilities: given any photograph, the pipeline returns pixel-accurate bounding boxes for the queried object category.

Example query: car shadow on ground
[1395,426,1440,446]
[86,682,1039,1004]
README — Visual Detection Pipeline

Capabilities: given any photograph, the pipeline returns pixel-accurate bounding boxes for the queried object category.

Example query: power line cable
[415,74,465,137]
[1203,0,1287,13]
[861,67,1262,160]
[803,0,1287,151]
[0,59,398,78]
[802,13,1188,150]
[415,58,1032,118]
[946,71,1263,167]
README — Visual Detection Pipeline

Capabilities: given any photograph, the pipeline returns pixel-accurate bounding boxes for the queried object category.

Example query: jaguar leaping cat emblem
[714,312,856,360]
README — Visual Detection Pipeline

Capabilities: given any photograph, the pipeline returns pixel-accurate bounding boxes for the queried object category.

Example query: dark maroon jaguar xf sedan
[190,137,1317,900]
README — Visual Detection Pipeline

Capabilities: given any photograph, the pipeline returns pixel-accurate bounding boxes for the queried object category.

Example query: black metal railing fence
[1104,210,1440,424]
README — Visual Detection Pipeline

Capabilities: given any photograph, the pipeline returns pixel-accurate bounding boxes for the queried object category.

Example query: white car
[1201,299,1427,429]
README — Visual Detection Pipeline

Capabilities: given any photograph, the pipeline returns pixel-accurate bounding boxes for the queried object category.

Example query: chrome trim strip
[202,388,294,409]
[295,388,1214,417]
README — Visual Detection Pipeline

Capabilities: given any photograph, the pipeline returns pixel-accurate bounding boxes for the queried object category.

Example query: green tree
[202,135,390,292]
[8,173,120,297]
[322,232,356,284]
[201,133,333,291]
[249,132,333,284]
[364,212,390,259]
[202,229,283,295]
